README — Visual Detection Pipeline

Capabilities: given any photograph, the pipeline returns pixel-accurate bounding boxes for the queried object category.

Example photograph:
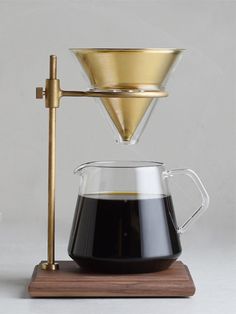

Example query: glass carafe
[68,161,209,273]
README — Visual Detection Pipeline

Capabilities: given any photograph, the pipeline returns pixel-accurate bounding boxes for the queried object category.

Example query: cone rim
[69,48,184,53]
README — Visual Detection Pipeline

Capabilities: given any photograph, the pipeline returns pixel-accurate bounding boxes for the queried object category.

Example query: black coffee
[68,194,182,273]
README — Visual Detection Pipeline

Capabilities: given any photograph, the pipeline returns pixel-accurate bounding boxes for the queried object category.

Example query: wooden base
[28,260,195,298]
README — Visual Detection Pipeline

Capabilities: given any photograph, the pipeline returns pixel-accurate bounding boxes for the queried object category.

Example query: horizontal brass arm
[36,85,168,108]
[61,89,168,98]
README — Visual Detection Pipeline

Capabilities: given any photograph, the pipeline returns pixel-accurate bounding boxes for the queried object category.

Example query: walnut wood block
[28,260,195,298]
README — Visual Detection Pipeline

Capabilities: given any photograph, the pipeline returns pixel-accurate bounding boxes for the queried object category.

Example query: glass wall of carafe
[68,161,209,273]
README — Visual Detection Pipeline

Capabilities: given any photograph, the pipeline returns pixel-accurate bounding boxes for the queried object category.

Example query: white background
[0,0,235,313]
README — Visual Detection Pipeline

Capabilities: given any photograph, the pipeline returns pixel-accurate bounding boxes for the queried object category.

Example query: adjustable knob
[36,87,44,99]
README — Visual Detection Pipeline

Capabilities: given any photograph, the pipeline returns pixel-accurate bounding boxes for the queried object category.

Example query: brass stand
[28,52,196,298]
[36,55,167,271]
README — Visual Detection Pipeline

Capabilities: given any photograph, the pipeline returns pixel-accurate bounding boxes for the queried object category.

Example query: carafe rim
[74,160,165,174]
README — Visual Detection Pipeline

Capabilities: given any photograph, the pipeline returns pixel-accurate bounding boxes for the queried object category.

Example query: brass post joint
[36,80,62,108]
[45,79,62,108]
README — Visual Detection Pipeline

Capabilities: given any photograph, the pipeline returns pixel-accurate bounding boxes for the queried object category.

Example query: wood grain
[28,260,195,297]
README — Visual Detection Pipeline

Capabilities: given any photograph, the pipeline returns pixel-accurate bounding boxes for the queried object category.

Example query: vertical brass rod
[48,56,57,266]
[50,55,57,79]
[48,107,56,266]
[41,55,59,270]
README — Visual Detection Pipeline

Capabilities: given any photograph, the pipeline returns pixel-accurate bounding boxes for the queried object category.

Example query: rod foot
[41,262,59,271]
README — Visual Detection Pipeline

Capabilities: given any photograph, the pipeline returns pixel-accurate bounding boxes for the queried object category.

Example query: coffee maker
[29,49,209,297]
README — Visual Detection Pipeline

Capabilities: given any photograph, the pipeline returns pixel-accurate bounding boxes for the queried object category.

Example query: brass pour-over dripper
[71,48,183,143]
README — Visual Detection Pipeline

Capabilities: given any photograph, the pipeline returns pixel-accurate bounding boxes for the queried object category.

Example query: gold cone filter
[71,48,183,143]
[101,97,153,142]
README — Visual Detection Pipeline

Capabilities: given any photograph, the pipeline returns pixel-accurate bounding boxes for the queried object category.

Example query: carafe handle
[166,169,210,234]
